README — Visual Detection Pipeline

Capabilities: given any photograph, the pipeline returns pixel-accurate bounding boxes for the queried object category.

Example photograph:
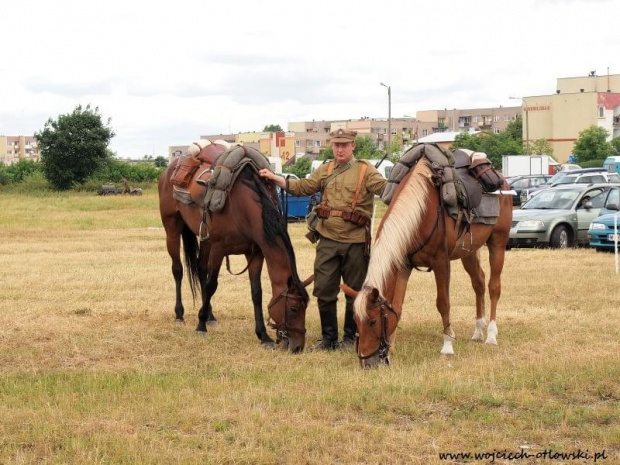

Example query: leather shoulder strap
[351,161,368,210]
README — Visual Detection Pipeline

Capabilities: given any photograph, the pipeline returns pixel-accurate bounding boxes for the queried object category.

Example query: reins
[357,288,400,363]
[267,285,308,343]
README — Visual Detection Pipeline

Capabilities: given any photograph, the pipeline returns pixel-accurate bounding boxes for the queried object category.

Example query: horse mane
[239,167,309,300]
[354,159,432,320]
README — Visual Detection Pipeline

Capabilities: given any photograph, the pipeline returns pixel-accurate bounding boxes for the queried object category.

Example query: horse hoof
[195,330,207,338]
[175,319,185,326]
[206,320,217,326]
[261,341,276,350]
[485,339,498,346]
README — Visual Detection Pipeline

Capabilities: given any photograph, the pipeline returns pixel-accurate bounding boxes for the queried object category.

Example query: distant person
[259,129,387,350]
[580,195,591,207]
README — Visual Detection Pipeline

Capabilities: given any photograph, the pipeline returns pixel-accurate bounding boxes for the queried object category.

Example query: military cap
[330,128,357,143]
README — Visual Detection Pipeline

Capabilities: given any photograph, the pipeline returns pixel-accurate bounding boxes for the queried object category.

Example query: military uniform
[287,146,387,349]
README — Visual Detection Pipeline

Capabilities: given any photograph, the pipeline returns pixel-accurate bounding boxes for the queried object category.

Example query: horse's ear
[370,287,380,301]
[340,284,358,298]
[302,275,314,287]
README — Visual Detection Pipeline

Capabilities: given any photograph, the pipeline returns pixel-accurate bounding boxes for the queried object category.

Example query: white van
[309,158,394,179]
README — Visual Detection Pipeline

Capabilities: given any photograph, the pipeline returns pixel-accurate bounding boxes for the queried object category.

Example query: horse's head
[342,284,400,369]
[268,275,314,353]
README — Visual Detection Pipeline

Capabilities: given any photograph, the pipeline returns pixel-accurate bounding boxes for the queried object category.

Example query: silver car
[509,183,620,248]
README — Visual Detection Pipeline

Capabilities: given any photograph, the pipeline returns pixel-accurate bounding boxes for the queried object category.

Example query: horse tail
[181,223,200,300]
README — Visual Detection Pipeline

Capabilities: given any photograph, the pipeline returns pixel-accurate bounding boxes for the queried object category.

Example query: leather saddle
[172,144,228,208]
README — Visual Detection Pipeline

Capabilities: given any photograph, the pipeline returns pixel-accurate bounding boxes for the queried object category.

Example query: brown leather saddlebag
[469,158,504,193]
[170,156,201,188]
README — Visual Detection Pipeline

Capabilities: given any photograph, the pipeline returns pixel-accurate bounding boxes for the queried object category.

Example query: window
[295,140,300,147]
[494,127,501,134]
[473,116,479,123]
[422,129,428,136]
[598,106,605,118]
[504,115,511,121]
[605,188,619,207]
[494,115,500,122]
[315,141,320,147]
[391,129,397,136]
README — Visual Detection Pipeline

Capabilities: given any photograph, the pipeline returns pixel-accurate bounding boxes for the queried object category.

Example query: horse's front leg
[432,258,455,355]
[196,250,223,334]
[460,254,486,342]
[247,251,274,347]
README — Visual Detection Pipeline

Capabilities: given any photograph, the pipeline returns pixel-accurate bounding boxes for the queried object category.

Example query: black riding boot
[310,302,338,351]
[341,299,357,348]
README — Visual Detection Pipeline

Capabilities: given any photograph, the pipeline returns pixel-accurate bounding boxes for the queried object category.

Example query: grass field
[0,188,618,464]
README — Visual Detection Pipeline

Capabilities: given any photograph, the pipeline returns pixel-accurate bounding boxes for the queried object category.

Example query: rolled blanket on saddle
[204,145,272,213]
[382,143,505,225]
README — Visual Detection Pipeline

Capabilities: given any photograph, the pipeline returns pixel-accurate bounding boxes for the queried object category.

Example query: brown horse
[342,157,512,368]
[158,156,312,352]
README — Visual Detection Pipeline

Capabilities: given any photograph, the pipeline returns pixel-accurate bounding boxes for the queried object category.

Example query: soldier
[259,129,387,350]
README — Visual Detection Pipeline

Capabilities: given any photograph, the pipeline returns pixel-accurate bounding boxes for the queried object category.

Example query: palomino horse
[343,157,512,368]
[158,154,312,352]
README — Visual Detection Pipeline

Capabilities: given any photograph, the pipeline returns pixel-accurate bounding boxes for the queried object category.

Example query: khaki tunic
[287,159,387,243]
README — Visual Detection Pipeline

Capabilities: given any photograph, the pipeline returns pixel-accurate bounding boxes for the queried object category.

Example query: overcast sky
[2,0,617,158]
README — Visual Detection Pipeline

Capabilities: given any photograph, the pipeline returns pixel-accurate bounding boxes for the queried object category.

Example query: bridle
[357,287,400,364]
[267,285,307,344]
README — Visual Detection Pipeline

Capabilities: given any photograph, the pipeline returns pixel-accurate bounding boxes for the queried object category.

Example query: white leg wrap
[485,320,498,345]
[471,317,486,341]
[440,334,455,355]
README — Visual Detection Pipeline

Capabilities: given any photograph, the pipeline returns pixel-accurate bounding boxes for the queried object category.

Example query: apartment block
[0,135,40,165]
[521,73,620,162]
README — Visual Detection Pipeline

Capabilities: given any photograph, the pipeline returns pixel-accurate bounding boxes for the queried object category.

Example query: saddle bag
[170,156,201,188]
[469,158,504,193]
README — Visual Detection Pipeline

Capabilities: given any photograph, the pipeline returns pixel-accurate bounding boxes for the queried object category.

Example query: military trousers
[312,236,368,341]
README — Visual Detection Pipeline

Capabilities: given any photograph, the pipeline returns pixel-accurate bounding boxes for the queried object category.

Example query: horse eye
[290,306,298,313]
[369,319,377,327]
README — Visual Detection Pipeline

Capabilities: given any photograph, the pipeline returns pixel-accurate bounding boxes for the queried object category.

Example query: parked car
[587,186,620,251]
[509,183,620,248]
[506,174,552,206]
[519,168,620,204]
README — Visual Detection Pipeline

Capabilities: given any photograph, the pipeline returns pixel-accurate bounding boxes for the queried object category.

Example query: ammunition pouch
[316,204,331,219]
[341,208,370,226]
[316,204,369,227]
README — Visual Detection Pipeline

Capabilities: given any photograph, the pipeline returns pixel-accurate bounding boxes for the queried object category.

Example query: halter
[357,287,400,364]
[267,285,307,344]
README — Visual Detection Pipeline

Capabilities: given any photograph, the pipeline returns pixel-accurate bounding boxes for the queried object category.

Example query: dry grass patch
[0,190,618,464]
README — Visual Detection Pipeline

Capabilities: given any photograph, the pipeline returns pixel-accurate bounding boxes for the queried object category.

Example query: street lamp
[380,82,391,154]
[510,96,530,154]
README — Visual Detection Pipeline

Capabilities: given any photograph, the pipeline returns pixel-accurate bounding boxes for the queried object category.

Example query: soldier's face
[332,142,355,166]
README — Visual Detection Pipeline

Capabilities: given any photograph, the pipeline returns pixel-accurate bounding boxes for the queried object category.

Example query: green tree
[6,159,43,183]
[320,146,334,161]
[263,124,283,132]
[572,125,613,163]
[353,135,380,159]
[153,156,168,168]
[452,131,523,168]
[36,105,115,190]
[283,156,312,178]
[503,116,523,142]
[530,138,554,157]
[610,136,620,155]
